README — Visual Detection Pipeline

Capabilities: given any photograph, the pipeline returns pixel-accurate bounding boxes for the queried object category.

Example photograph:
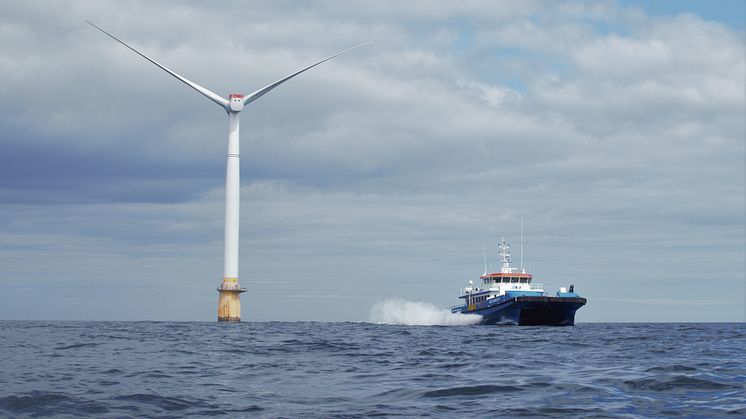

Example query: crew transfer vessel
[451,238,586,325]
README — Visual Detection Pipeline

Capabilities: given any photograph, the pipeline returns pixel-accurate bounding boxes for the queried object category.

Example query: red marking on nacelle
[229,93,244,99]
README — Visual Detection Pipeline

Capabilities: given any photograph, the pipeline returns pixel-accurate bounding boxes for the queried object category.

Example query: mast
[520,217,524,273]
[498,237,512,273]
[483,244,487,275]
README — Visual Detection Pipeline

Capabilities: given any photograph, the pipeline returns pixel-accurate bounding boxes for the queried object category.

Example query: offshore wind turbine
[88,21,370,322]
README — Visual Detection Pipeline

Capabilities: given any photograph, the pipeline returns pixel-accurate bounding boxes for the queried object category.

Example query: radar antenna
[498,237,513,273]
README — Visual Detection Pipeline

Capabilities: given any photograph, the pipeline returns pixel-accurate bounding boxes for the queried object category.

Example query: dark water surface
[1,322,744,418]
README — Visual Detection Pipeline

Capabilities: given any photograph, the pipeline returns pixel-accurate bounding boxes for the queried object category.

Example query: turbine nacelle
[228,94,244,112]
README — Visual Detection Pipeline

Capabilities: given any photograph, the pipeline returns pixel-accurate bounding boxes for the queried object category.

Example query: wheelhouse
[481,273,533,285]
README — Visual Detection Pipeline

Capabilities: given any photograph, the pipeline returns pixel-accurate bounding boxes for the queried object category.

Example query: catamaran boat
[451,238,586,325]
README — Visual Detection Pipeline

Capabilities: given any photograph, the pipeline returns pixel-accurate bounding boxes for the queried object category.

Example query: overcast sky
[0,0,744,322]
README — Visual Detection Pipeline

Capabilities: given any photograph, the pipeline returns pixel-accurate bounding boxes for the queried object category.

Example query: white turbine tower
[88,21,370,322]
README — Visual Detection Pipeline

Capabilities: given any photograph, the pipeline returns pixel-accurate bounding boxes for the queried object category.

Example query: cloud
[0,1,743,321]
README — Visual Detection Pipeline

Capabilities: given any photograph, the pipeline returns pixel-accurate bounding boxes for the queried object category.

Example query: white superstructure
[460,237,544,307]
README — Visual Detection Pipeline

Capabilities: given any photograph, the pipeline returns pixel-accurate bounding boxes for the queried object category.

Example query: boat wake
[369,299,481,326]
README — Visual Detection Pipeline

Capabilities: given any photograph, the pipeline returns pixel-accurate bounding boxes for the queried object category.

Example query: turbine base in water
[217,281,246,322]
[217,316,241,322]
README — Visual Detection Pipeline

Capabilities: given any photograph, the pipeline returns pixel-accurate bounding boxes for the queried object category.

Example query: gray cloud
[0,1,743,321]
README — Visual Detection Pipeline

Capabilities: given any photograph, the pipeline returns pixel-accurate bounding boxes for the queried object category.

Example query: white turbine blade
[243,41,373,105]
[87,21,229,109]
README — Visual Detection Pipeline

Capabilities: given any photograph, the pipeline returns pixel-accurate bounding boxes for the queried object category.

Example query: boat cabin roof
[480,273,532,279]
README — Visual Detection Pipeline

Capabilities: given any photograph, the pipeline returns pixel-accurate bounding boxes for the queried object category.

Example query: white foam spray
[369,299,482,326]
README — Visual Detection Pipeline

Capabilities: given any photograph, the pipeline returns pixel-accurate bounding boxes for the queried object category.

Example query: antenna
[520,216,524,273]
[483,244,487,275]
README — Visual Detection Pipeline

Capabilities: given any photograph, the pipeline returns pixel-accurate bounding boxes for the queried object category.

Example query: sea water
[1,320,744,418]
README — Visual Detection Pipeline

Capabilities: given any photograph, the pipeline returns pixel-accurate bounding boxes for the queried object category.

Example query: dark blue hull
[471,296,586,326]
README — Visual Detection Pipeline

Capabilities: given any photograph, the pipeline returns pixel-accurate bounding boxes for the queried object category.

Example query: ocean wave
[54,342,98,350]
[0,391,108,416]
[423,384,523,397]
[644,364,697,373]
[623,375,735,391]
[113,393,205,411]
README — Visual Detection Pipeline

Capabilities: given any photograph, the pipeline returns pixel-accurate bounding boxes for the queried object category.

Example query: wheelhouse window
[511,277,518,283]
[519,278,528,283]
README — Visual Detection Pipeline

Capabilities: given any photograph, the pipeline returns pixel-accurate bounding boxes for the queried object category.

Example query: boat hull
[474,296,586,326]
